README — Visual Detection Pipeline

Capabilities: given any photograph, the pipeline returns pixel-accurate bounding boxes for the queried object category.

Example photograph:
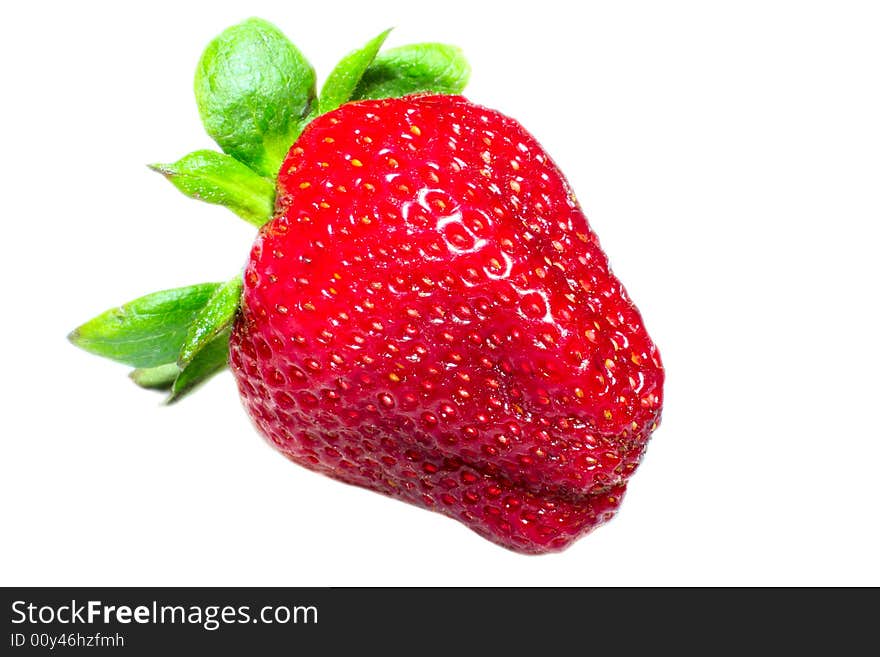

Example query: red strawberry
[69,19,663,554]
[229,94,663,553]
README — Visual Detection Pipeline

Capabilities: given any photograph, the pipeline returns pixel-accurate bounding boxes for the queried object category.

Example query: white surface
[1,0,878,586]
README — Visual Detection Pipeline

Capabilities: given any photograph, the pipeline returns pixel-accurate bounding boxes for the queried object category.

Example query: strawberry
[70,18,663,554]
[231,94,663,553]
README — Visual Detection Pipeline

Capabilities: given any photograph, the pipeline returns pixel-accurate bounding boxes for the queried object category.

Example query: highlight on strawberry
[69,17,664,554]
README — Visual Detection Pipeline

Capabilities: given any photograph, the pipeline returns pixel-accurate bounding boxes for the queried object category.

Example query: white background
[1,0,878,586]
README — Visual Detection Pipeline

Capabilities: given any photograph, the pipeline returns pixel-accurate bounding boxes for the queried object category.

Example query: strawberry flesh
[230,95,663,553]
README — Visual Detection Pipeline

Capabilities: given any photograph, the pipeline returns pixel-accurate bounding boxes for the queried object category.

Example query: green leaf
[195,17,316,178]
[130,363,180,390]
[149,151,275,227]
[319,29,392,114]
[68,283,221,368]
[178,276,243,368]
[352,43,470,100]
[168,328,232,403]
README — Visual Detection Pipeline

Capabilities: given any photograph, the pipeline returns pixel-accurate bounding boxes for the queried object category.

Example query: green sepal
[352,43,470,100]
[69,283,222,368]
[195,17,316,178]
[130,363,180,390]
[318,29,392,114]
[168,328,232,403]
[178,276,243,368]
[149,151,275,227]
[70,277,241,401]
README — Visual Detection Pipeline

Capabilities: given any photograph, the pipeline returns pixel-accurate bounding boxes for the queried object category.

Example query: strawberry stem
[72,18,472,400]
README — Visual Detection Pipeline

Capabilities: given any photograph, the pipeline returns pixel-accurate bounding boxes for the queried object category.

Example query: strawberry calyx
[68,17,471,401]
